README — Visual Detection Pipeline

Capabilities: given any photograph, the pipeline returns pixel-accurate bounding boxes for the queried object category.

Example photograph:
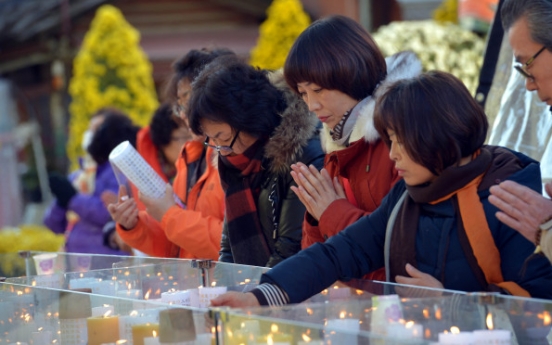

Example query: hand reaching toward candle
[489,180,552,244]
[107,185,139,230]
[139,184,176,222]
[290,162,346,221]
[209,292,260,308]
[395,263,444,292]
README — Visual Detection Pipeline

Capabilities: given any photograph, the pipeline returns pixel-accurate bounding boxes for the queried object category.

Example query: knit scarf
[389,147,530,297]
[219,137,271,266]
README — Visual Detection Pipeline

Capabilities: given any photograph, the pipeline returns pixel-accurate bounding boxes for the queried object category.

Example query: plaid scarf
[219,138,271,266]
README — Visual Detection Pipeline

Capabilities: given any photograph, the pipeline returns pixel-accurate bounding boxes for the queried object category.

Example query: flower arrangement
[373,20,485,95]
[67,4,158,170]
[249,0,310,70]
[0,224,64,277]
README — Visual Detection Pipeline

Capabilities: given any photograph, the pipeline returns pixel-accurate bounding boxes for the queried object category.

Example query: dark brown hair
[374,71,489,175]
[164,47,235,104]
[284,15,386,101]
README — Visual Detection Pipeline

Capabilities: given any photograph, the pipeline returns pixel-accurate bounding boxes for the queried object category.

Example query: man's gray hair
[501,0,552,49]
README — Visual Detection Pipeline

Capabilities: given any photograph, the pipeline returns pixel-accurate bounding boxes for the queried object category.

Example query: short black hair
[374,71,488,175]
[87,108,139,165]
[164,48,235,104]
[149,103,186,149]
[284,15,386,100]
[188,55,286,138]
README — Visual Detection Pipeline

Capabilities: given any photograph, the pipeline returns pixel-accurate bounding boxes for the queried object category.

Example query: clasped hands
[106,184,177,229]
[290,162,346,221]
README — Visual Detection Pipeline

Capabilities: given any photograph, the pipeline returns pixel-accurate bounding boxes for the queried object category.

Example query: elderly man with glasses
[489,0,552,263]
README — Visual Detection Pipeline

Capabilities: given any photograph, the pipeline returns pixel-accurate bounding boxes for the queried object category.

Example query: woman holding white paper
[108,49,230,260]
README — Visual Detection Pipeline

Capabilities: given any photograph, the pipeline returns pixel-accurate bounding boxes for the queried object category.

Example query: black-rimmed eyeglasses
[514,46,547,79]
[204,130,240,153]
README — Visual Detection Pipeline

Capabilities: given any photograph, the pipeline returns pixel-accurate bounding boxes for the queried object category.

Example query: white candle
[198,286,227,308]
[31,330,52,345]
[143,336,160,345]
[325,318,360,345]
[69,277,101,290]
[92,305,115,317]
[386,322,424,340]
[439,331,475,345]
[161,290,191,306]
[473,330,511,345]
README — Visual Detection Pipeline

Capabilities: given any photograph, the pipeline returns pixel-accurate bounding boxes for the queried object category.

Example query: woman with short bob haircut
[283,16,420,282]
[211,71,552,308]
[188,55,325,268]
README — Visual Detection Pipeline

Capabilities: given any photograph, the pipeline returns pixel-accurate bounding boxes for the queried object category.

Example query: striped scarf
[219,138,271,266]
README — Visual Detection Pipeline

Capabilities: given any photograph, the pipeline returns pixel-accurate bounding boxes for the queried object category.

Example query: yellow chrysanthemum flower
[67,4,158,171]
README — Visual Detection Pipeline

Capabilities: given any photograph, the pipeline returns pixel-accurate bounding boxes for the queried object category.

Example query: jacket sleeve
[542,230,552,264]
[302,199,369,249]
[218,220,234,263]
[260,185,400,303]
[67,193,113,227]
[43,200,68,234]
[116,211,176,257]
[160,205,222,260]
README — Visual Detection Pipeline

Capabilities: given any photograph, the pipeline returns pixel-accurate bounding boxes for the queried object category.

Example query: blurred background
[0,0,500,258]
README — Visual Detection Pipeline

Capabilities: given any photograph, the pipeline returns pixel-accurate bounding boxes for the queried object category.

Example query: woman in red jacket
[285,16,420,280]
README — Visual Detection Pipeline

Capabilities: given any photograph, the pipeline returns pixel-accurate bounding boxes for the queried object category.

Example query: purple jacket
[43,162,127,255]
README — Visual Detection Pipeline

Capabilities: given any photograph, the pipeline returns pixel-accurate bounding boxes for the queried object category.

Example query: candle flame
[543,312,551,326]
[245,278,251,283]
[103,310,113,317]
[425,328,431,338]
[124,271,130,276]
[339,311,346,319]
[267,334,274,345]
[435,308,442,320]
[79,273,84,278]
[271,324,279,333]
[451,326,460,334]
[423,308,430,319]
[152,330,157,337]
[130,310,139,317]
[211,326,216,334]
[306,308,313,315]
[356,289,364,295]
[211,282,217,287]
[144,289,151,300]
[38,327,43,331]
[116,340,127,344]
[333,285,339,289]
[405,321,415,328]
[16,291,23,296]
[486,313,494,330]
[302,334,312,342]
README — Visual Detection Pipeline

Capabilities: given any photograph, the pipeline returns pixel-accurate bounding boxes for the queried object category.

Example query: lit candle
[31,330,52,345]
[92,305,115,317]
[386,321,424,340]
[87,311,120,345]
[438,327,475,345]
[132,323,159,345]
[325,316,360,345]
[473,330,511,345]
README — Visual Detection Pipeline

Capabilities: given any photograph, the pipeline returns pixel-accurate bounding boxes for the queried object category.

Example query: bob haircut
[188,55,286,138]
[150,103,186,149]
[284,15,386,101]
[373,71,489,175]
[164,48,235,105]
[87,108,139,165]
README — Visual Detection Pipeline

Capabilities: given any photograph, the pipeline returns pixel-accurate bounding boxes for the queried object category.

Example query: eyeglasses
[514,46,547,79]
[204,130,240,153]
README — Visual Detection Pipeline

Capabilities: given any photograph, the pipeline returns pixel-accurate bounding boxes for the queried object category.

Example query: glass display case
[214,281,552,345]
[2,252,551,344]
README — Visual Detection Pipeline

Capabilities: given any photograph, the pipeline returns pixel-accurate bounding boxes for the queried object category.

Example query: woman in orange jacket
[107,49,232,259]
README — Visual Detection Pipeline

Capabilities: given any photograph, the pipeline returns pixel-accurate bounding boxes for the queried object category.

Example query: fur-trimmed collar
[321,51,422,154]
[264,70,319,174]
